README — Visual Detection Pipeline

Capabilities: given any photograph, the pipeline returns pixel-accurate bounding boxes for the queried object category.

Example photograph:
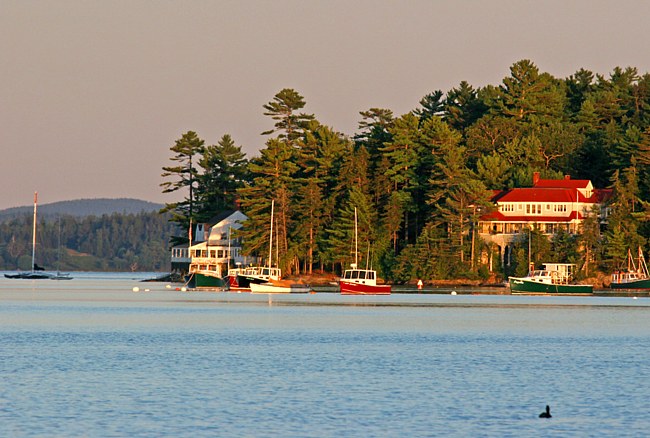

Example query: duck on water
[539,405,552,418]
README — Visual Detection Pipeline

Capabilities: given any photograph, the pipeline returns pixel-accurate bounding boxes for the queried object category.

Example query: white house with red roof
[477,172,612,266]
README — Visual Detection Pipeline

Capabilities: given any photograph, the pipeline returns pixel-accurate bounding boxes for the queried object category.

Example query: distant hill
[0,198,164,222]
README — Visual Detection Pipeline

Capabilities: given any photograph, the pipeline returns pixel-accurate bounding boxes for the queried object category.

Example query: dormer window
[526,204,542,215]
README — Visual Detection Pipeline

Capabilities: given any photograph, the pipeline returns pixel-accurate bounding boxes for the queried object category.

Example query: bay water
[1,273,650,437]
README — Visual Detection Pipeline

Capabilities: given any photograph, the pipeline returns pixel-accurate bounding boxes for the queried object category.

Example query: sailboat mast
[269,200,274,268]
[32,192,37,272]
[354,207,358,266]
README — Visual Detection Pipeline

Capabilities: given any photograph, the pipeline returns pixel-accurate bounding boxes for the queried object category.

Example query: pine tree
[237,139,298,273]
[160,131,205,243]
[195,134,249,221]
[497,59,566,124]
[443,81,486,131]
[262,88,315,145]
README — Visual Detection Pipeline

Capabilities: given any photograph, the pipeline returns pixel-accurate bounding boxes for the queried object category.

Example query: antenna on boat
[366,243,370,270]
[354,207,358,267]
[227,225,232,270]
[528,228,533,269]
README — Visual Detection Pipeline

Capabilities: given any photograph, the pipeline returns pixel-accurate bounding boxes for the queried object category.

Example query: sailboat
[610,247,650,289]
[5,192,71,280]
[249,200,310,294]
[339,207,391,295]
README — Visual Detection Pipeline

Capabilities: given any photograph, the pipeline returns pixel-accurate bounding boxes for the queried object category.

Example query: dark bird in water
[539,405,552,418]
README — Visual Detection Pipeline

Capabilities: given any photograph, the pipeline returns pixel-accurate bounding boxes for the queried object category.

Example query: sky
[2,0,650,210]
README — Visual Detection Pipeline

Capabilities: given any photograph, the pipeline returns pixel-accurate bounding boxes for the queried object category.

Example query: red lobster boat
[339,207,391,295]
[339,265,391,295]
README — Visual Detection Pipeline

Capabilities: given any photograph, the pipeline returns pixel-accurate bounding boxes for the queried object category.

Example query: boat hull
[509,277,593,294]
[249,283,311,294]
[340,281,391,295]
[5,272,54,279]
[610,278,650,289]
[187,272,227,289]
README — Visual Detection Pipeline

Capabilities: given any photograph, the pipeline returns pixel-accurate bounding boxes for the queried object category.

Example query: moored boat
[338,207,391,295]
[5,192,72,280]
[508,263,592,294]
[186,270,227,289]
[5,271,54,280]
[236,266,282,289]
[339,265,391,295]
[611,247,650,289]
[185,256,227,289]
[249,280,311,294]
[244,199,290,293]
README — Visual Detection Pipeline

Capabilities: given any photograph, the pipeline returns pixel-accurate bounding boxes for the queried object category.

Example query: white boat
[249,281,311,294]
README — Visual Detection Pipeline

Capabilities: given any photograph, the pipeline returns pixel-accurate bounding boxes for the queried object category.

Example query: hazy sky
[2,0,650,210]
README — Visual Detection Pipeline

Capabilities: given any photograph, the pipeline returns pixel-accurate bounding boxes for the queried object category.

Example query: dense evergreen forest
[161,59,650,282]
[0,212,176,272]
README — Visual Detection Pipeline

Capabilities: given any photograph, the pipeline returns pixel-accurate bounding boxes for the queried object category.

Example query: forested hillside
[0,211,177,272]
[0,198,163,222]
[161,59,650,282]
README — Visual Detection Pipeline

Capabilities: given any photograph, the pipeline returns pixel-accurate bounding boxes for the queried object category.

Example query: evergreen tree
[497,59,566,125]
[293,122,350,273]
[579,205,603,276]
[565,68,595,116]
[414,90,444,122]
[195,134,249,221]
[428,139,489,269]
[443,81,486,131]
[262,88,315,145]
[604,167,643,267]
[160,131,205,242]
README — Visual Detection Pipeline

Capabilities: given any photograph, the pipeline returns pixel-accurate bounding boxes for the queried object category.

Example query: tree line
[161,59,650,282]
[0,212,176,272]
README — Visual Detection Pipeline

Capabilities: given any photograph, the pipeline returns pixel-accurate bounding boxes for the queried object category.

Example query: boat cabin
[611,271,644,284]
[240,266,282,281]
[341,265,378,286]
[527,263,576,285]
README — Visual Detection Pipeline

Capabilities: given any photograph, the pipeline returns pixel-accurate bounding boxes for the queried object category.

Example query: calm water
[1,273,650,437]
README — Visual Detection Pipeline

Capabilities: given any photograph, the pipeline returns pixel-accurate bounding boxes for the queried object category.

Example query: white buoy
[633,296,638,300]
[451,291,457,295]
[132,286,140,292]
[181,287,187,292]
[144,289,150,292]
[165,284,171,289]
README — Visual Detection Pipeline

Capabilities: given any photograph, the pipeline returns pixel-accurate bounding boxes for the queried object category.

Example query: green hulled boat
[610,247,650,290]
[188,271,227,289]
[509,263,593,294]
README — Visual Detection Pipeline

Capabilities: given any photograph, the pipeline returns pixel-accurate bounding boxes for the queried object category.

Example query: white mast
[269,200,274,268]
[32,192,37,272]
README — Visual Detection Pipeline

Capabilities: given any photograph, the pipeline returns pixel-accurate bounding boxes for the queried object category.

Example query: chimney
[564,175,571,180]
[533,172,540,186]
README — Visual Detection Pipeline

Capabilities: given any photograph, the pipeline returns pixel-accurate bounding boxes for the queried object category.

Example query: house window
[526,204,543,215]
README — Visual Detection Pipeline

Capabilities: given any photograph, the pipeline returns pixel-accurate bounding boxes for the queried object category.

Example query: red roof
[490,187,612,204]
[480,210,583,222]
[534,178,590,189]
